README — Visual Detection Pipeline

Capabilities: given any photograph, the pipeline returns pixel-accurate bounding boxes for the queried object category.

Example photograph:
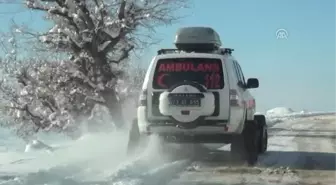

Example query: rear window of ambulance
[152,58,224,89]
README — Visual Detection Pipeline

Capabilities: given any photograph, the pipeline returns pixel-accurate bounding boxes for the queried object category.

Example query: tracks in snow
[1,114,335,185]
[168,114,336,185]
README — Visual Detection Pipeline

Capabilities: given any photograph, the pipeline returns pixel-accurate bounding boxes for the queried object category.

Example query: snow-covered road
[0,113,335,185]
[169,114,336,185]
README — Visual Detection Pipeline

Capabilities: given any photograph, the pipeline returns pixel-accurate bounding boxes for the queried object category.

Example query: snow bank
[266,107,294,117]
[24,140,54,153]
[263,107,335,126]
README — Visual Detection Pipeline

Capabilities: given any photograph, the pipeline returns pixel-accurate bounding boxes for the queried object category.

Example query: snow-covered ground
[171,113,336,185]
[0,107,335,185]
[263,107,335,126]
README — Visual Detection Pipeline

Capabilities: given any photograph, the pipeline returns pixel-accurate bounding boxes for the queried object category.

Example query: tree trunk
[101,88,125,129]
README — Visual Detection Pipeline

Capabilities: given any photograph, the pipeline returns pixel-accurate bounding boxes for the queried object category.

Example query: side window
[236,63,246,85]
[232,61,243,83]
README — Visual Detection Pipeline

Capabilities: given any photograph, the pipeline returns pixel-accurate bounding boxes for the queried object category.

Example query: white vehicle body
[128,27,266,166]
[136,50,257,142]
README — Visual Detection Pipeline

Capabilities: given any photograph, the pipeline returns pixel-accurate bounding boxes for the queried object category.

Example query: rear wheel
[261,130,268,153]
[127,119,142,156]
[254,115,268,154]
[127,120,167,157]
[230,120,259,166]
[244,121,259,166]
[230,135,246,161]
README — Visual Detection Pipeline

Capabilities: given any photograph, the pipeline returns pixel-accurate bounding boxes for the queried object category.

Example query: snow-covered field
[262,107,335,126]
[0,107,335,185]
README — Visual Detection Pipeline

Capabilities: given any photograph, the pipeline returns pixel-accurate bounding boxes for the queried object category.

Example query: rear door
[148,55,230,121]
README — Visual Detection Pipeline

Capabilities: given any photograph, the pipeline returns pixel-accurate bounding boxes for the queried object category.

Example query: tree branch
[109,45,134,64]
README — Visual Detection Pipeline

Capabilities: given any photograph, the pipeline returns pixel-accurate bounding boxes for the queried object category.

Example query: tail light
[138,89,147,106]
[229,89,239,106]
[247,99,256,108]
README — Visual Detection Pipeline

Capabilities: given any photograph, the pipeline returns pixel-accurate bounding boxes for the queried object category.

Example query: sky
[0,0,335,112]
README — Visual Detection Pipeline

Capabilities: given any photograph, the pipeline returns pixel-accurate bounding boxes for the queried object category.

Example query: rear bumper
[147,124,228,135]
[146,125,235,143]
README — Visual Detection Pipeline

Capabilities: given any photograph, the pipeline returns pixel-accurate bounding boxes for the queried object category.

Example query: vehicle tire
[152,135,168,154]
[230,135,246,162]
[254,115,268,154]
[231,120,259,166]
[261,129,268,153]
[243,120,259,166]
[127,119,141,156]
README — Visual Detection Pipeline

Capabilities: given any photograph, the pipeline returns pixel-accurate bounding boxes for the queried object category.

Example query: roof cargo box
[174,27,222,52]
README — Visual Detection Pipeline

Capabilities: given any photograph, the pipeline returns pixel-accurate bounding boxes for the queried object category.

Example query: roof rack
[157,49,180,55]
[157,48,235,55]
[222,48,234,54]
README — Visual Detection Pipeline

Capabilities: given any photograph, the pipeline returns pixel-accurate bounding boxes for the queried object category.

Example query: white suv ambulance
[127,27,268,165]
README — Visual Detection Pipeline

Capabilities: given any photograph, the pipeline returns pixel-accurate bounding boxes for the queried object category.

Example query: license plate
[169,98,201,107]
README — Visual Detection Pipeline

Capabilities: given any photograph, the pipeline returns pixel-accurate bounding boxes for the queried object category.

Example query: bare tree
[0,0,189,136]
